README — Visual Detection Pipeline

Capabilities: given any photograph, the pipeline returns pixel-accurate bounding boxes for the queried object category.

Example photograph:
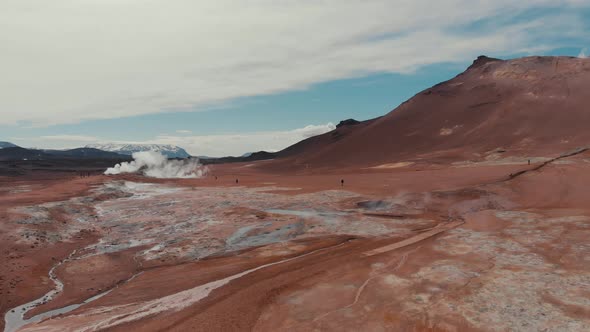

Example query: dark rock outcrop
[336,119,361,128]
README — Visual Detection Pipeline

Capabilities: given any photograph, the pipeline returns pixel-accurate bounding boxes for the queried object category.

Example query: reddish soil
[0,175,107,331]
[3,150,589,331]
[2,55,589,331]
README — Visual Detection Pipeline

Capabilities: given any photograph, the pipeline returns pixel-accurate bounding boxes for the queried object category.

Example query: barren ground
[1,153,590,331]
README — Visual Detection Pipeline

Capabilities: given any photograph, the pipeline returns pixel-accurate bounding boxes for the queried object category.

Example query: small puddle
[226,225,257,247]
[356,200,391,211]
[265,209,351,228]
[225,222,306,251]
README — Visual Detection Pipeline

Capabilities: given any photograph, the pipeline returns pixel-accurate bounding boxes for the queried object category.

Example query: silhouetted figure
[236,178,239,184]
[341,179,344,187]
[528,159,531,165]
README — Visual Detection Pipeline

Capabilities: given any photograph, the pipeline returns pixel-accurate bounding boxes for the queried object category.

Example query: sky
[1,1,589,157]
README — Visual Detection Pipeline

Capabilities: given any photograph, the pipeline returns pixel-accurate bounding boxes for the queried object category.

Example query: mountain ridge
[0,141,19,149]
[0,147,128,161]
[85,143,190,158]
[259,55,590,170]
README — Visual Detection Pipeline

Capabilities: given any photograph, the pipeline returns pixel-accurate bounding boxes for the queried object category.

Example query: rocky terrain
[1,55,589,331]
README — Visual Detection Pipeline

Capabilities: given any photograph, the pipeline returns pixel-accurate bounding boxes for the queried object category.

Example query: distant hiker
[341,179,344,187]
[528,159,531,165]
[236,178,239,184]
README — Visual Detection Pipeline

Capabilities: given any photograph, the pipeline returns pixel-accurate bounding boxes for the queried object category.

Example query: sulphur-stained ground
[1,153,590,331]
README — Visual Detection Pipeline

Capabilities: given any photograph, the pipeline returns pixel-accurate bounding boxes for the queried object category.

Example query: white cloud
[579,48,588,58]
[1,1,588,126]
[293,123,337,138]
[175,130,192,134]
[41,135,99,142]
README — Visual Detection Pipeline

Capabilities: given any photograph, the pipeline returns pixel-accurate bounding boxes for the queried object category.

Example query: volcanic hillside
[267,55,590,170]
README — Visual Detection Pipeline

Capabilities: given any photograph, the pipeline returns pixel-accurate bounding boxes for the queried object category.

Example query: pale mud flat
[2,156,590,331]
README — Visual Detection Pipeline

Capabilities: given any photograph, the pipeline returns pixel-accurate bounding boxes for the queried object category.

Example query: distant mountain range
[0,146,129,161]
[0,142,191,161]
[0,140,273,165]
[43,148,129,159]
[0,141,18,149]
[86,143,191,158]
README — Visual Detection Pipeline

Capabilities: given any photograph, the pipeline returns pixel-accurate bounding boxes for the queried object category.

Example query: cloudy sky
[2,1,589,156]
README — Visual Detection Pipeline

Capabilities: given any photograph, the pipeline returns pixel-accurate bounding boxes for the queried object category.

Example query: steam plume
[105,151,207,178]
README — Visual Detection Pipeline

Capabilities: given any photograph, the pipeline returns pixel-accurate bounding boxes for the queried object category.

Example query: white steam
[105,151,207,178]
[578,48,587,58]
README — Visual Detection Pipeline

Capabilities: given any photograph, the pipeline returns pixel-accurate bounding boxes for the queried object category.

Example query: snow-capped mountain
[0,141,19,149]
[85,143,191,158]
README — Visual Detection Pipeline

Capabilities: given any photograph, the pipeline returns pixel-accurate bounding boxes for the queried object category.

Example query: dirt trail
[314,246,421,323]
[363,220,464,256]
[507,147,588,180]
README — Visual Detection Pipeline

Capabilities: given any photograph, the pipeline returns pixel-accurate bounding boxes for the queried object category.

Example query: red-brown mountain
[266,55,590,169]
